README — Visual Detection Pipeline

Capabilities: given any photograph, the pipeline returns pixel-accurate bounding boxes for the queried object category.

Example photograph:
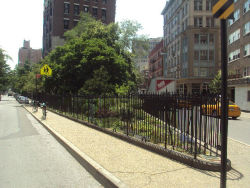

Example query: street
[228,113,250,145]
[0,95,102,188]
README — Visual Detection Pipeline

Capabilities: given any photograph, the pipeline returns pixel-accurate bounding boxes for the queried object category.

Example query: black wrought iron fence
[35,93,222,159]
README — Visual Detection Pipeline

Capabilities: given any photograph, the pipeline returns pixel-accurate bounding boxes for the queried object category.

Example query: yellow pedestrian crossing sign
[40,64,52,76]
[212,0,234,19]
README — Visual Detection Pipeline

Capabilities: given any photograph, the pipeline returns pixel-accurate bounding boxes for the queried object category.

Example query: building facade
[162,0,221,95]
[43,0,116,56]
[149,40,163,79]
[18,40,42,66]
[227,0,250,111]
[134,37,162,73]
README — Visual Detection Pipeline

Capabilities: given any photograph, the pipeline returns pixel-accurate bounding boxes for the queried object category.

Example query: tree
[79,66,115,96]
[42,14,143,96]
[0,48,11,92]
[209,71,221,94]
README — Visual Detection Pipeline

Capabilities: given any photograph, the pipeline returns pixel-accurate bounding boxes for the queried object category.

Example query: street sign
[212,0,234,19]
[40,64,52,76]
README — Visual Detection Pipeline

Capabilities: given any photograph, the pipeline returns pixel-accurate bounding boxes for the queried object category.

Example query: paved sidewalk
[240,111,250,119]
[24,106,250,188]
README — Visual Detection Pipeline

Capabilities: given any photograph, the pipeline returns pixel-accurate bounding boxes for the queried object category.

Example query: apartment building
[162,0,221,95]
[18,40,42,67]
[43,0,116,56]
[227,0,250,111]
[149,40,164,79]
[134,37,162,73]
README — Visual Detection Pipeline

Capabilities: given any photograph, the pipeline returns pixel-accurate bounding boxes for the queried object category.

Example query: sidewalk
[24,106,250,188]
[240,111,250,119]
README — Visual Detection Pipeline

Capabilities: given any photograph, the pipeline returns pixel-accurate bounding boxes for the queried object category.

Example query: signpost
[39,64,52,119]
[40,64,52,76]
[212,0,234,187]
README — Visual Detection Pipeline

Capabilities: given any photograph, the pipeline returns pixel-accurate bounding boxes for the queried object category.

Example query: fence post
[88,97,90,123]
[76,95,79,120]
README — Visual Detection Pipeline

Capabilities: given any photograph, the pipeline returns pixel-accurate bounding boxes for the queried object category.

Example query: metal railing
[37,93,222,158]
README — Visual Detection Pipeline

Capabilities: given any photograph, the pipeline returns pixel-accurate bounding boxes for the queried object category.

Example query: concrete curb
[24,107,127,188]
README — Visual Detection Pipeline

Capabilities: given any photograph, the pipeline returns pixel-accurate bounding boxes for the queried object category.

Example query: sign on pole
[212,0,234,19]
[40,64,52,76]
[212,1,234,188]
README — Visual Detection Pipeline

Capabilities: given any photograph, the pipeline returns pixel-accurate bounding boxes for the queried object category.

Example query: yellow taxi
[202,100,241,119]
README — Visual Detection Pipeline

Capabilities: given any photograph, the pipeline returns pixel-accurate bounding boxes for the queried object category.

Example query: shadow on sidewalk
[196,167,243,181]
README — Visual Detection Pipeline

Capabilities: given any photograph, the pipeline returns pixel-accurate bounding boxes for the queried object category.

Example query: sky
[0,0,166,70]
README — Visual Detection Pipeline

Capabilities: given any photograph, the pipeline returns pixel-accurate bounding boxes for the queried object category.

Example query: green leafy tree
[42,14,144,96]
[209,71,221,94]
[79,66,115,96]
[0,48,11,92]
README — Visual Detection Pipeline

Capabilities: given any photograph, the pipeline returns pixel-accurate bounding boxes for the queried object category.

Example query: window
[228,29,240,44]
[83,6,89,12]
[194,17,203,27]
[102,0,107,4]
[64,19,69,29]
[200,68,209,77]
[200,50,208,60]
[64,2,70,14]
[192,84,201,94]
[194,68,199,76]
[101,9,106,21]
[244,22,250,35]
[200,34,208,44]
[228,9,240,26]
[243,67,250,77]
[206,17,214,27]
[93,0,98,3]
[206,0,212,11]
[194,50,199,60]
[243,0,250,14]
[209,50,214,60]
[92,7,98,17]
[74,4,80,15]
[194,0,202,11]
[228,49,240,62]
[209,34,214,44]
[194,34,199,44]
[244,44,250,56]
[73,20,79,27]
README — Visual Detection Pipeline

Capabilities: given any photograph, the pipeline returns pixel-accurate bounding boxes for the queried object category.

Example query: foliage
[79,66,115,96]
[209,71,221,94]
[8,14,148,96]
[0,48,11,92]
[9,63,43,96]
[42,14,146,95]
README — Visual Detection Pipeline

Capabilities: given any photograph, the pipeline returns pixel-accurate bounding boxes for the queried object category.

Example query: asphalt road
[0,95,103,188]
[228,114,250,146]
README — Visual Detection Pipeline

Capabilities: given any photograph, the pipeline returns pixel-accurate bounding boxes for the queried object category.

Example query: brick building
[227,0,250,111]
[162,0,221,95]
[133,37,162,73]
[149,40,164,79]
[18,40,42,67]
[43,0,116,56]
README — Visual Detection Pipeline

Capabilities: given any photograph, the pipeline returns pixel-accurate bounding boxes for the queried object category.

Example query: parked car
[201,100,241,119]
[18,96,29,104]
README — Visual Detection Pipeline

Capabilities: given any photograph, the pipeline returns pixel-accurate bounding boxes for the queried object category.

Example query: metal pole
[220,19,229,188]
[35,75,37,101]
